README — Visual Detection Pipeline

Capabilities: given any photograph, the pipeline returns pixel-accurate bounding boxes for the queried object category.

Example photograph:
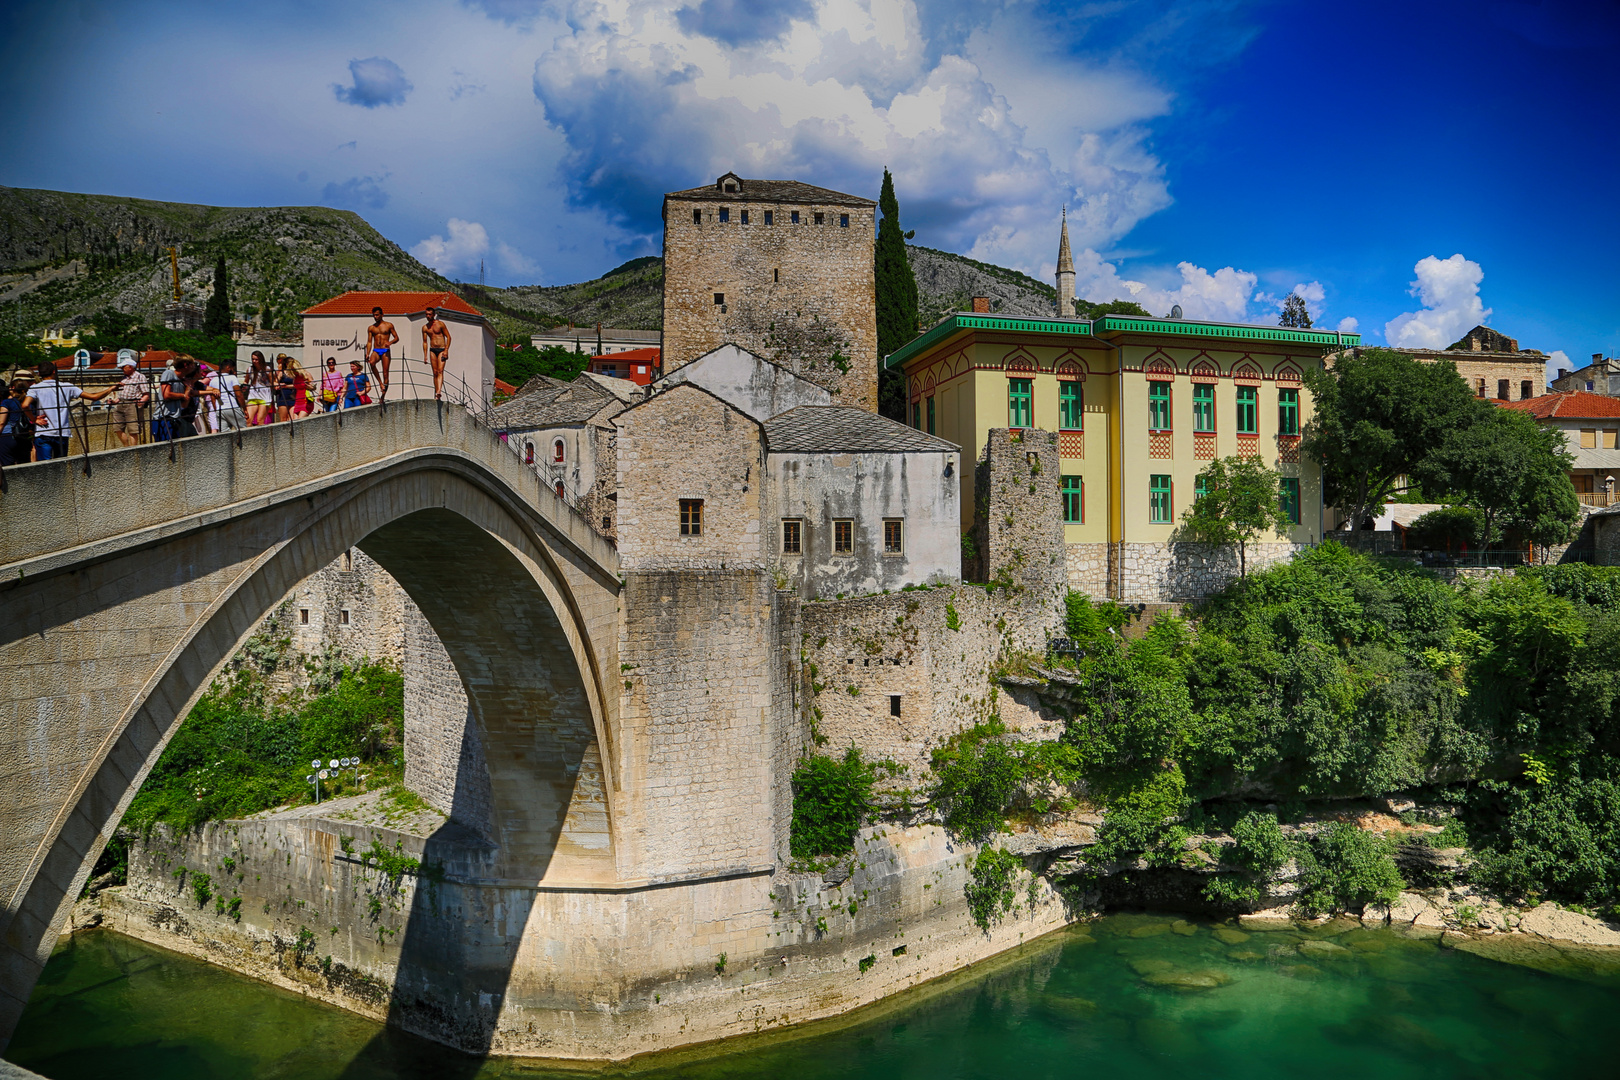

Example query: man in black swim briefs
[422,306,451,401]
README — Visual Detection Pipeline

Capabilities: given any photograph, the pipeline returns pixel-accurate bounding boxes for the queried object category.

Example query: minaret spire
[1056,206,1076,319]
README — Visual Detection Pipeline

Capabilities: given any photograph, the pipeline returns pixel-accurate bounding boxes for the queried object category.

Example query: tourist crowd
[0,351,377,466]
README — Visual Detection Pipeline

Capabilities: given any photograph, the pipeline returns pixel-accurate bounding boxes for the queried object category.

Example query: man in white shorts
[206,358,249,432]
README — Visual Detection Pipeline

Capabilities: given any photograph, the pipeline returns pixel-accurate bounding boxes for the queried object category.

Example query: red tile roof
[590,346,661,363]
[1496,390,1620,419]
[302,291,484,318]
[494,378,517,396]
[54,350,179,372]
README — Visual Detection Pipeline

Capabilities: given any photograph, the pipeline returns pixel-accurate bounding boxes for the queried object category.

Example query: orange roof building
[588,346,660,386]
[1498,391,1620,507]
[300,290,495,406]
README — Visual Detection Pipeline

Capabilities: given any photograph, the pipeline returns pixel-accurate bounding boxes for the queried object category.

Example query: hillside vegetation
[1,187,1106,345]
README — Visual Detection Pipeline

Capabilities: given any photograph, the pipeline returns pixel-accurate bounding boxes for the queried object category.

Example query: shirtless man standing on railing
[422,306,451,401]
[366,306,399,400]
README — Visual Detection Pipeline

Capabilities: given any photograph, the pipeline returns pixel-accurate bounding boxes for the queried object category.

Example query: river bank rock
[1518,903,1620,947]
[1142,969,1232,990]
[1238,906,1295,930]
[1212,926,1249,945]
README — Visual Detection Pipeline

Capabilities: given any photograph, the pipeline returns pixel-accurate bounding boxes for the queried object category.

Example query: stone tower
[1055,208,1076,320]
[661,173,878,411]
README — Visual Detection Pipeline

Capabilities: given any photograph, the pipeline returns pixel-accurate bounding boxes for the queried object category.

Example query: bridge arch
[0,410,621,1041]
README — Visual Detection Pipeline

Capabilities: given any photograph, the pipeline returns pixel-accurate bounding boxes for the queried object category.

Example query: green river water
[7,916,1616,1079]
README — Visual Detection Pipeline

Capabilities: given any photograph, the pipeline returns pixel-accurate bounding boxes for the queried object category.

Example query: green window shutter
[1194,476,1209,500]
[1280,477,1300,524]
[926,396,936,435]
[1059,381,1083,429]
[1149,382,1171,431]
[911,401,921,429]
[1061,475,1083,523]
[1193,384,1214,432]
[1236,386,1257,434]
[1008,379,1032,428]
[1150,474,1173,523]
[1279,388,1299,435]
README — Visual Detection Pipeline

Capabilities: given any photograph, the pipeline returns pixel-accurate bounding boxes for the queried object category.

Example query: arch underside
[0,462,616,1039]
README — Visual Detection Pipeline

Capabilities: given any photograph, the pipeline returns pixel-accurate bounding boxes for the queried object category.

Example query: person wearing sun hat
[110,350,150,447]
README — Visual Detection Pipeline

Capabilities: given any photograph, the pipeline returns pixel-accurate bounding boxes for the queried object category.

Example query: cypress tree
[874,168,918,422]
[203,255,232,338]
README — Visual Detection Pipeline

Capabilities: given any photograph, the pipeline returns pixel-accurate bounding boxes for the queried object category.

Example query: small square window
[791,210,800,224]
[714,292,725,306]
[839,213,849,227]
[1521,380,1533,400]
[339,609,351,626]
[889,695,901,717]
[1061,476,1082,523]
[692,209,702,225]
[883,519,903,554]
[814,212,825,225]
[740,209,750,224]
[833,519,853,554]
[299,609,309,625]
[782,519,802,554]
[764,210,774,225]
[719,207,730,223]
[680,499,704,536]
[1581,429,1598,449]
[602,515,612,531]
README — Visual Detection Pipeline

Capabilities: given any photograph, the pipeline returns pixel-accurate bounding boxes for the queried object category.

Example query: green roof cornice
[883,311,1361,370]
[882,314,1093,370]
[1096,315,1361,348]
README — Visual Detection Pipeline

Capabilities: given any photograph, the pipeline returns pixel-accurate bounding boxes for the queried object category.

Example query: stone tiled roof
[763,406,959,454]
[490,375,623,430]
[664,177,874,208]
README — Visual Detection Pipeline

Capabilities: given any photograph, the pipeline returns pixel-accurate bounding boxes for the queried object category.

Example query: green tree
[203,255,231,338]
[1302,348,1479,530]
[1073,299,1151,319]
[1419,406,1578,548]
[1279,293,1313,328]
[875,168,918,422]
[1177,455,1292,577]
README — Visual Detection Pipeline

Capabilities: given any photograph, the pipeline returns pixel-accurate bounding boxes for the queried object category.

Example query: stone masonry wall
[402,601,493,838]
[662,196,877,411]
[1064,542,1110,598]
[261,547,407,697]
[1114,540,1306,602]
[973,428,1067,613]
[615,385,767,571]
[801,586,1064,779]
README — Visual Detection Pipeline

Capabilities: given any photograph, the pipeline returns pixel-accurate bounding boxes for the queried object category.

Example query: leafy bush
[1294,823,1404,915]
[1204,811,1290,905]
[965,847,1024,930]
[125,660,404,833]
[790,746,875,859]
[932,722,1024,842]
[1467,760,1620,918]
[1404,505,1483,549]
[1063,591,1130,650]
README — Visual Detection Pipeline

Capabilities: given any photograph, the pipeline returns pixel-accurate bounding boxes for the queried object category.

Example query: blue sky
[2,0,1615,368]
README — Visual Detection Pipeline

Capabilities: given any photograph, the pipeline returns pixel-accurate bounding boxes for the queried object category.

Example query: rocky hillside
[0,186,455,334]
[906,245,1058,324]
[0,186,1076,340]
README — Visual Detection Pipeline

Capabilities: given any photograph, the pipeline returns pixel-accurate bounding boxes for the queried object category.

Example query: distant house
[1550,354,1620,397]
[1384,325,1547,402]
[1497,390,1620,507]
[532,324,660,356]
[588,346,659,386]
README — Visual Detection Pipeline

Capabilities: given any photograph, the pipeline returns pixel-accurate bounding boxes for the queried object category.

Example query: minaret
[1056,207,1075,319]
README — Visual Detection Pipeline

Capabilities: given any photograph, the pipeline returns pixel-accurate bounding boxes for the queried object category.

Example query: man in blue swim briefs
[366,306,399,400]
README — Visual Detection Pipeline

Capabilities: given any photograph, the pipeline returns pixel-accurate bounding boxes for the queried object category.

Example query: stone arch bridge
[0,401,626,1045]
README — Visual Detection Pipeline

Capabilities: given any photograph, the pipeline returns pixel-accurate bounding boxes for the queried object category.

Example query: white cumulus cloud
[332,57,413,109]
[412,219,490,277]
[1071,248,1258,322]
[527,0,1175,267]
[1384,254,1490,349]
[1337,316,1359,334]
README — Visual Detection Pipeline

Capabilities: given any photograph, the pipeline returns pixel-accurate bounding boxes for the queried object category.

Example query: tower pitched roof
[1056,208,1074,276]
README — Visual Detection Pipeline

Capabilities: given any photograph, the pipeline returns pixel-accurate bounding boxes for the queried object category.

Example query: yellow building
[885,308,1360,600]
